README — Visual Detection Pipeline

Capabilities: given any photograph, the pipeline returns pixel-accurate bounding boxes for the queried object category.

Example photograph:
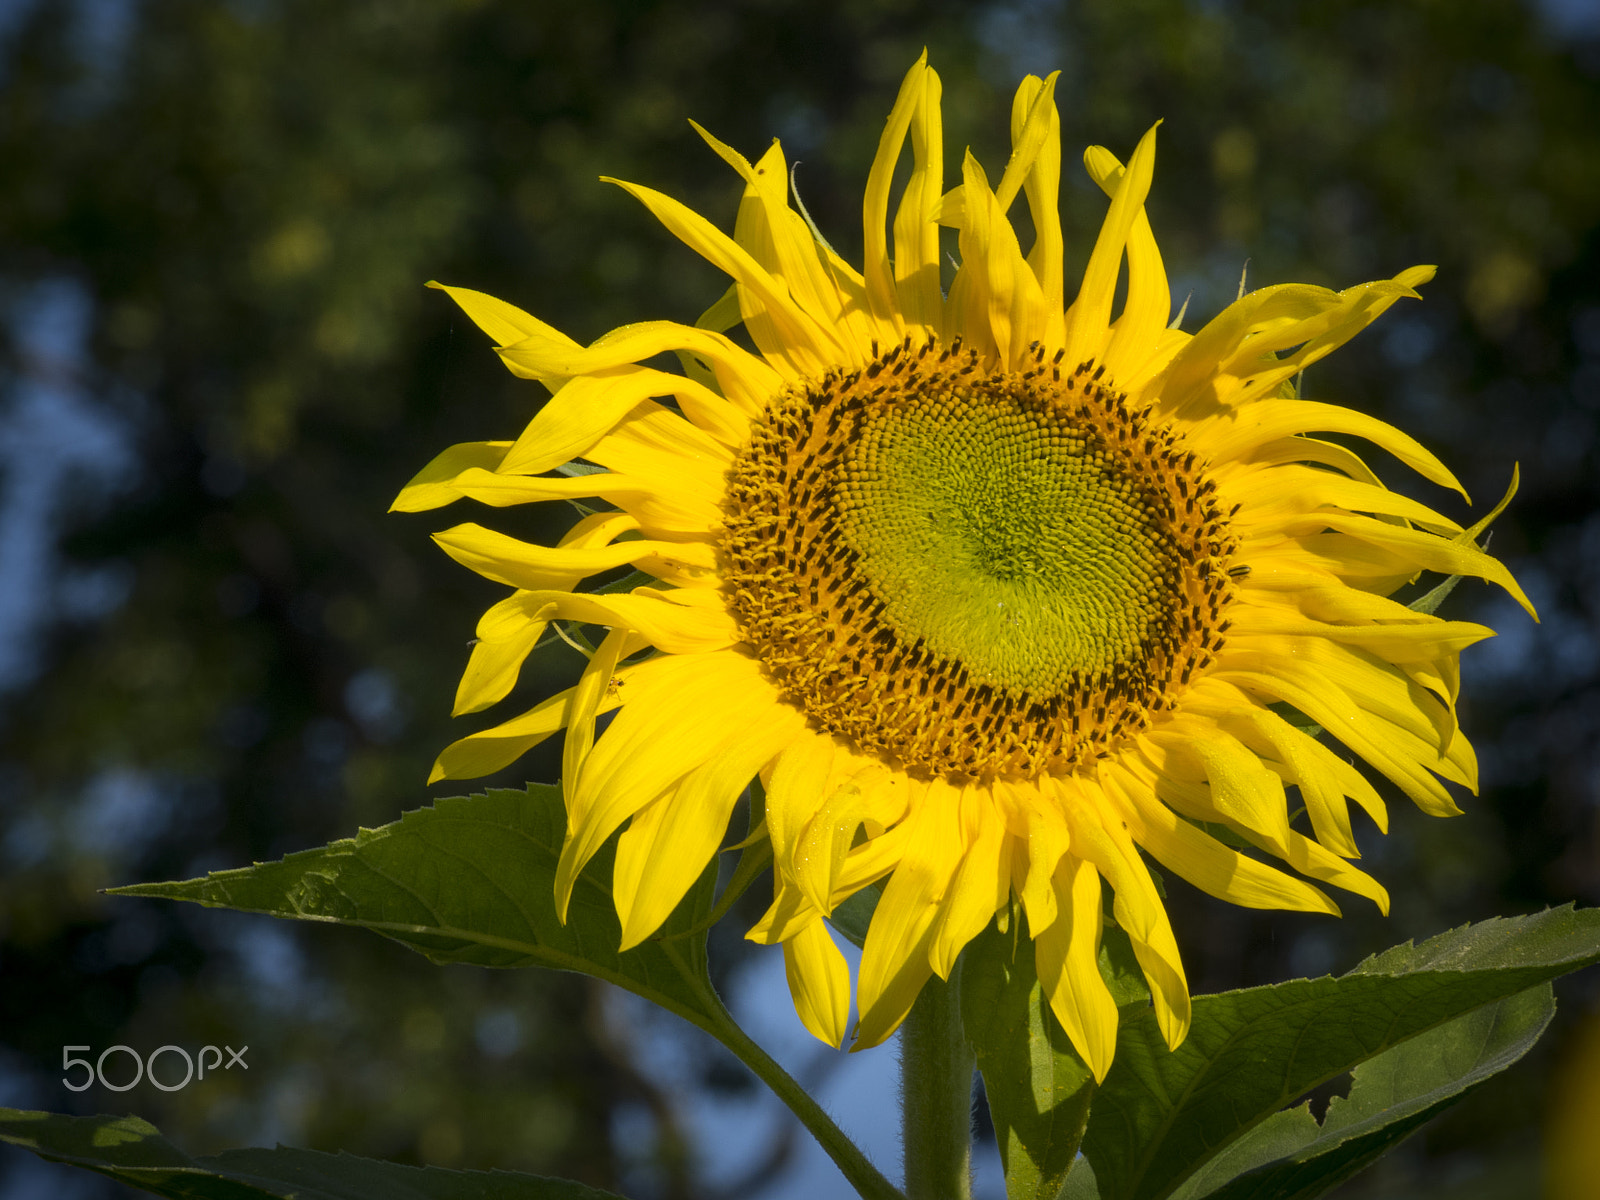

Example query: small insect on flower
[396,53,1532,1081]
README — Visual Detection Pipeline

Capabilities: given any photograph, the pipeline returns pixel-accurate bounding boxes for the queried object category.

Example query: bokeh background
[1,1,1597,1197]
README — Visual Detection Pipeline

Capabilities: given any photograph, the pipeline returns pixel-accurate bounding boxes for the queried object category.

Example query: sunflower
[395,54,1532,1081]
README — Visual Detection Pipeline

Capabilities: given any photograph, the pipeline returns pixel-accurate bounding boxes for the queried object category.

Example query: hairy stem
[901,963,974,1200]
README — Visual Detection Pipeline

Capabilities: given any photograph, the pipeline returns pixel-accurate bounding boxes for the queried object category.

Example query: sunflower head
[396,54,1532,1081]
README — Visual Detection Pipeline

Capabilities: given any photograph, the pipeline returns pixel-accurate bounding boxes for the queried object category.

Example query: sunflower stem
[901,961,974,1200]
[704,1005,904,1200]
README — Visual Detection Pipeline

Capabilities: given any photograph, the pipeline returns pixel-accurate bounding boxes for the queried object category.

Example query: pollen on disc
[836,384,1172,692]
[721,340,1238,781]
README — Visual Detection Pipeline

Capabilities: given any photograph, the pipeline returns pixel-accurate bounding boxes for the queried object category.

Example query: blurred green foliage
[0,1,1596,1198]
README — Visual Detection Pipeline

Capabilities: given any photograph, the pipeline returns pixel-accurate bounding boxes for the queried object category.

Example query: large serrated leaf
[105,788,906,1200]
[1080,907,1600,1200]
[0,1108,624,1199]
[1169,984,1553,1200]
[109,785,723,1029]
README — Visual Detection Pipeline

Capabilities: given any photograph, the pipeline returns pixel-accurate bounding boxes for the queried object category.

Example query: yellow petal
[1283,637,1466,761]
[438,467,714,545]
[390,441,512,512]
[1234,568,1424,620]
[747,880,820,946]
[563,628,634,812]
[428,282,581,390]
[854,778,964,1048]
[853,903,940,1050]
[1272,828,1390,916]
[1223,465,1464,536]
[951,151,1049,368]
[1233,433,1386,488]
[694,282,741,334]
[743,155,834,317]
[556,510,643,553]
[582,401,734,516]
[828,805,919,906]
[1160,272,1431,423]
[861,53,929,343]
[499,319,779,418]
[1147,717,1293,857]
[453,601,547,716]
[451,514,635,712]
[500,368,744,477]
[557,652,791,918]
[1034,852,1118,1082]
[993,778,1071,936]
[401,465,670,516]
[928,787,1010,979]
[766,785,920,932]
[525,588,741,655]
[429,691,571,784]
[765,733,838,884]
[567,649,775,826]
[1000,73,1065,350]
[1207,693,1388,856]
[1194,399,1466,498]
[613,701,802,949]
[427,666,633,785]
[996,72,1060,214]
[1059,779,1191,1051]
[692,125,868,353]
[1062,123,1159,373]
[1216,658,1464,817]
[792,758,898,915]
[783,918,853,1048]
[1254,529,1428,586]
[431,523,719,593]
[1083,144,1172,384]
[604,176,844,378]
[1315,511,1535,617]
[1230,604,1494,668]
[891,60,946,336]
[1104,765,1340,914]
[1407,651,1462,708]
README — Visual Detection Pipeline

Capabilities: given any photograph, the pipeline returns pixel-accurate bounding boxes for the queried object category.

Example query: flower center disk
[840,373,1169,689]
[722,340,1237,780]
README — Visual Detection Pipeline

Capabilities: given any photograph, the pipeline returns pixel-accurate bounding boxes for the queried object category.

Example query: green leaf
[1169,984,1554,1200]
[1098,918,1154,1009]
[109,785,724,1030]
[0,1107,624,1199]
[1061,1161,1101,1200]
[1081,906,1600,1200]
[961,921,1096,1200]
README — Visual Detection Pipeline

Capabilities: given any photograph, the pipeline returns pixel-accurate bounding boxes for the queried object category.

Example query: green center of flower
[836,386,1173,692]
[721,338,1236,780]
